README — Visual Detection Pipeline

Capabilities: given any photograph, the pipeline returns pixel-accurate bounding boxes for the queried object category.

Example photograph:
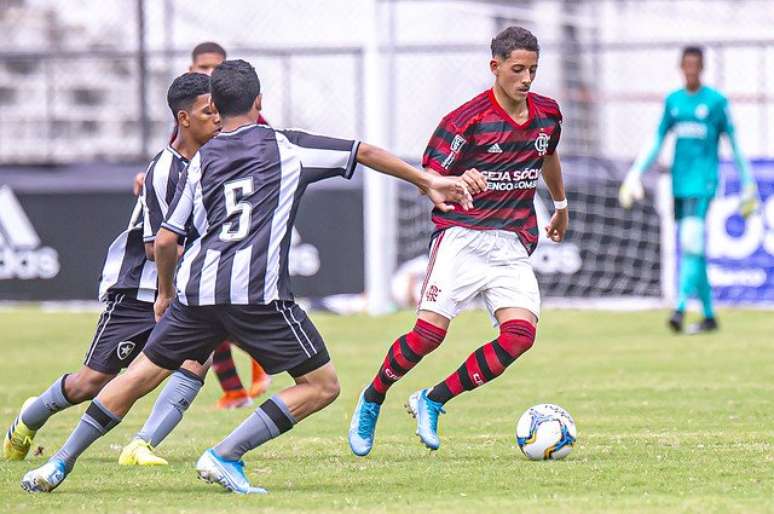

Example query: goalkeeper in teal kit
[619,46,758,334]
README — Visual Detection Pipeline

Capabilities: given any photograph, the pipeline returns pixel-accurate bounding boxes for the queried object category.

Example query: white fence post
[363,0,396,314]
[657,174,676,307]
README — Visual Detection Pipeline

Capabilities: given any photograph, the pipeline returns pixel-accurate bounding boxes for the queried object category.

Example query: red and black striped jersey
[422,89,562,255]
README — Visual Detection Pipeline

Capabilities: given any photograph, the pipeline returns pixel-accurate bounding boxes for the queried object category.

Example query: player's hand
[545,208,568,242]
[461,168,488,195]
[154,294,173,322]
[133,172,146,197]
[618,169,644,209]
[739,182,759,219]
[427,175,474,212]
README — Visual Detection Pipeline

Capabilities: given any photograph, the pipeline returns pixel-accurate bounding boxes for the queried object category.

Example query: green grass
[0,307,772,514]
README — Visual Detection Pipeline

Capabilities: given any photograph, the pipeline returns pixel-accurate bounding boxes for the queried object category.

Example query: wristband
[553,198,568,210]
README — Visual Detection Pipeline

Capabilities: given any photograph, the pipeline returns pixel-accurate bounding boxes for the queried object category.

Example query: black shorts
[674,196,711,221]
[83,292,155,374]
[143,299,329,377]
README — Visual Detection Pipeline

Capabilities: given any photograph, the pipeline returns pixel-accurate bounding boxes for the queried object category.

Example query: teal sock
[696,256,715,319]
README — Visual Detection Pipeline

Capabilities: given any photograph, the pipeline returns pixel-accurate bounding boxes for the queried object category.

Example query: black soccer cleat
[667,310,684,333]
[686,317,719,335]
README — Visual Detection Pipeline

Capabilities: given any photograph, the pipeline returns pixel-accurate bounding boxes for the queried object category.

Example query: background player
[4,73,220,463]
[349,26,568,455]
[20,59,474,494]
[618,46,759,334]
[133,41,272,409]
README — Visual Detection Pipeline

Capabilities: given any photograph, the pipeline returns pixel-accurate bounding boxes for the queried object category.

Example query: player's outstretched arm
[542,151,569,243]
[723,104,759,218]
[619,101,672,209]
[153,227,180,321]
[356,143,480,211]
[728,133,759,218]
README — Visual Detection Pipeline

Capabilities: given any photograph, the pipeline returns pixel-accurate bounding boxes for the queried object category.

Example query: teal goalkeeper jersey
[656,86,734,198]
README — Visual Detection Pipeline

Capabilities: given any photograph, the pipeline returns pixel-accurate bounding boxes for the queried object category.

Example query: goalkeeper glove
[739,182,759,219]
[618,169,644,209]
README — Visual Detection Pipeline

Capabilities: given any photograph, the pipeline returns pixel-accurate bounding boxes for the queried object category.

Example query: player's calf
[212,394,297,462]
[349,319,445,456]
[405,320,535,450]
[63,367,115,403]
[363,319,447,404]
[122,360,206,464]
[428,319,536,404]
[5,367,114,462]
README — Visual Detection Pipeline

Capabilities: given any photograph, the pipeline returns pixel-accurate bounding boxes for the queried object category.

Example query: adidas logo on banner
[487,143,503,153]
[0,186,60,280]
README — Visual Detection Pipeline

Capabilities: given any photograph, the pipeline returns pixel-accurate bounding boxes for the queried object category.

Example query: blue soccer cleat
[348,388,381,457]
[196,448,267,495]
[406,388,445,451]
[20,458,68,493]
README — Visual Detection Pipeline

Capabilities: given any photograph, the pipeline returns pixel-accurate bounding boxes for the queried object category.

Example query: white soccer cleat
[195,448,267,495]
[20,459,68,493]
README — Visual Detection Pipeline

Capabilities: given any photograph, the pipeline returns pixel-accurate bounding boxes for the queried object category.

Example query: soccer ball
[516,403,577,461]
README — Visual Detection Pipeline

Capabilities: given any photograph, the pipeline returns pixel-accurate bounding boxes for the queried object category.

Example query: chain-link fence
[1,0,771,164]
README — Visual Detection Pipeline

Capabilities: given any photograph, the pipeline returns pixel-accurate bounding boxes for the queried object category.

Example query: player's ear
[254,93,262,114]
[489,58,499,76]
[177,109,191,128]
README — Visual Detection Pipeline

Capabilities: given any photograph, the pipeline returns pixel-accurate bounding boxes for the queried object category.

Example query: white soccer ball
[516,403,577,461]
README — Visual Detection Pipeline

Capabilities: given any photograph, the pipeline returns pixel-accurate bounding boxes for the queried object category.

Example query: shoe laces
[11,433,33,448]
[232,459,248,477]
[424,399,445,431]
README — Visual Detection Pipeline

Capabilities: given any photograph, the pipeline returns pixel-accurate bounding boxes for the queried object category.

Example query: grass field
[0,307,772,514]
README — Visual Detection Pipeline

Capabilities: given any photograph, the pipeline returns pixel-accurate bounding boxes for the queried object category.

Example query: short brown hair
[491,26,539,60]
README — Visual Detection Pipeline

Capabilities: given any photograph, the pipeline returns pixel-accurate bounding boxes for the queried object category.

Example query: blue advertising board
[706,159,774,305]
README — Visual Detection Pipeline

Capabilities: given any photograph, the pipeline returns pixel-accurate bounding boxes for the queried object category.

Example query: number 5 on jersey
[220,178,253,242]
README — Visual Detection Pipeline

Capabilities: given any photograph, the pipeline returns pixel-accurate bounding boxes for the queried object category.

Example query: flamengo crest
[534,132,550,156]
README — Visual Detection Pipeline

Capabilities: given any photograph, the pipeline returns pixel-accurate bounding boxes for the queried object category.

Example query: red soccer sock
[427,319,535,404]
[212,341,246,393]
[364,319,447,404]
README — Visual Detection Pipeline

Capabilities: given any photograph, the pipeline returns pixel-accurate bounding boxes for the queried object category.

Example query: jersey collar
[165,145,188,162]
[218,123,258,137]
[488,88,534,130]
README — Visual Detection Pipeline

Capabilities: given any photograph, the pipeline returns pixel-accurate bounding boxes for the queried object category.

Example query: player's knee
[180,359,209,379]
[317,375,340,407]
[497,320,536,362]
[66,369,113,402]
[679,217,705,256]
[407,319,447,356]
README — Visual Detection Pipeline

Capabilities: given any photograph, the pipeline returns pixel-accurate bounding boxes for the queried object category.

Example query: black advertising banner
[0,165,364,301]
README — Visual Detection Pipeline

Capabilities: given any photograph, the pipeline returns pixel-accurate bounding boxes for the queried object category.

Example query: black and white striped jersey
[161,124,359,306]
[143,145,188,243]
[97,146,188,302]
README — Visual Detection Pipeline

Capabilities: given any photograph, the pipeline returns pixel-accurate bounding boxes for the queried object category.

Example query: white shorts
[417,226,540,324]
